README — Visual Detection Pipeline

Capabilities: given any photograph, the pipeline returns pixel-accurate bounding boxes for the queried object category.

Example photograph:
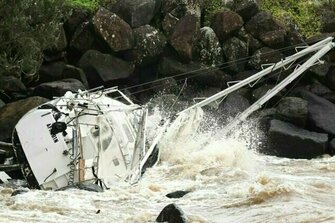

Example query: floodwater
[1,109,335,223]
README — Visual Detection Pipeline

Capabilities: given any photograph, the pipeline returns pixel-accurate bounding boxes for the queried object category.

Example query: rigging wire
[118,37,324,93]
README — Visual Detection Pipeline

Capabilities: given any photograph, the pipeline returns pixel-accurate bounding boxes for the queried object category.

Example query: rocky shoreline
[1,0,335,163]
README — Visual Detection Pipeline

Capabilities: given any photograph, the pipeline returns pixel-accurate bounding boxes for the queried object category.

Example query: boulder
[0,97,49,141]
[252,84,284,106]
[248,47,285,70]
[166,190,190,198]
[222,37,248,73]
[259,29,286,48]
[329,138,335,155]
[78,50,135,88]
[211,10,244,42]
[169,14,200,61]
[124,25,166,66]
[92,8,134,52]
[268,119,328,159]
[193,27,223,66]
[106,0,156,28]
[219,92,250,118]
[0,99,4,109]
[64,7,92,39]
[237,27,263,54]
[326,65,335,90]
[307,82,332,96]
[295,89,335,135]
[245,12,285,40]
[232,0,260,21]
[11,189,29,197]
[308,61,331,78]
[320,10,335,33]
[0,76,26,93]
[276,97,308,127]
[158,57,231,88]
[38,61,66,83]
[156,203,186,223]
[69,21,96,53]
[62,65,89,89]
[33,79,86,99]
[162,13,179,37]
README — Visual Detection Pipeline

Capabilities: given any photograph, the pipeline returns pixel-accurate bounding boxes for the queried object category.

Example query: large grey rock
[307,82,332,97]
[64,7,92,39]
[69,22,96,53]
[106,0,157,28]
[245,12,286,41]
[156,203,186,223]
[38,61,66,83]
[0,76,26,93]
[92,8,134,52]
[268,119,328,159]
[276,97,308,127]
[320,10,335,33]
[158,57,230,88]
[211,10,244,42]
[33,79,86,99]
[78,50,135,87]
[62,65,89,88]
[219,92,250,118]
[295,89,335,135]
[248,47,285,70]
[259,29,286,48]
[193,27,223,66]
[237,27,263,54]
[162,13,179,37]
[0,97,49,141]
[232,0,259,21]
[326,65,335,90]
[166,190,190,198]
[125,25,166,66]
[222,37,248,73]
[169,14,200,61]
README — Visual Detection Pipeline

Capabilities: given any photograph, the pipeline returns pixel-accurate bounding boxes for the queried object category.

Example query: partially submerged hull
[13,88,165,190]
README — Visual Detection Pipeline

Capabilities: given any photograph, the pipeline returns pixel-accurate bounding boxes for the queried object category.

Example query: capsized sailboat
[2,37,334,190]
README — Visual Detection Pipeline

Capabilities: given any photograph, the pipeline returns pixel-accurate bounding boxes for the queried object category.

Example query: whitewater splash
[1,105,335,222]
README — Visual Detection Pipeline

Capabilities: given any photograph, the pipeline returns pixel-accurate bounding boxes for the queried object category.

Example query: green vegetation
[260,0,322,37]
[0,0,69,83]
[66,0,100,10]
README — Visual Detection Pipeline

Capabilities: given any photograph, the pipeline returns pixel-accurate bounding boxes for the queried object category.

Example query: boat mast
[179,37,334,115]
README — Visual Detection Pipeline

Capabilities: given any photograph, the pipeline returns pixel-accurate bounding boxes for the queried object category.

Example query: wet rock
[0,99,5,108]
[219,92,250,118]
[11,189,29,197]
[193,27,223,66]
[234,70,258,82]
[245,12,285,40]
[295,89,335,135]
[158,57,230,88]
[166,190,190,198]
[276,97,308,127]
[326,65,335,90]
[69,22,96,53]
[64,7,92,39]
[268,119,328,159]
[156,203,186,223]
[33,79,86,99]
[252,84,284,107]
[0,96,49,141]
[38,61,66,83]
[92,8,134,52]
[0,76,26,93]
[169,14,200,61]
[212,10,243,42]
[162,13,179,37]
[237,27,263,54]
[259,29,286,48]
[248,47,285,70]
[125,25,166,66]
[308,61,331,78]
[78,50,135,88]
[62,65,89,89]
[107,0,156,28]
[320,10,335,33]
[232,0,259,21]
[222,37,248,73]
[307,82,332,96]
